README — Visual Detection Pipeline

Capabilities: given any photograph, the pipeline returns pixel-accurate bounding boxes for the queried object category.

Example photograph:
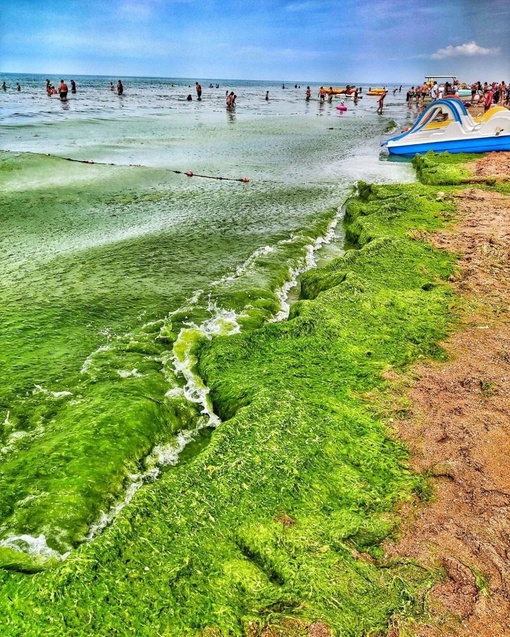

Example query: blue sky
[1,0,508,83]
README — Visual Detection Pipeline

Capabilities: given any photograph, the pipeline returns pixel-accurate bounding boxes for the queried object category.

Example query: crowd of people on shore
[405,80,510,112]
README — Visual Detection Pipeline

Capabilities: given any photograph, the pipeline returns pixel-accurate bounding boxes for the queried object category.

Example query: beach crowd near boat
[405,79,510,112]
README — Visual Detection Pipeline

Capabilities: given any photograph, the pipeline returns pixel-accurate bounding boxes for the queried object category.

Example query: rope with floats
[48,153,251,183]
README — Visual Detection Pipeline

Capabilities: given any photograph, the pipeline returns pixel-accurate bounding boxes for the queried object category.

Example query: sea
[0,73,418,559]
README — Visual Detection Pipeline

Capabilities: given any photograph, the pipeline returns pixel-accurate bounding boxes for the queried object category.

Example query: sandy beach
[385,153,510,636]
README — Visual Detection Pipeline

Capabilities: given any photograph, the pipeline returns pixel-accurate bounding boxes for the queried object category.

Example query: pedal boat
[382,98,510,156]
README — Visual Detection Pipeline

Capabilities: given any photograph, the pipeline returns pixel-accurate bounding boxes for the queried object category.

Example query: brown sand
[385,154,510,635]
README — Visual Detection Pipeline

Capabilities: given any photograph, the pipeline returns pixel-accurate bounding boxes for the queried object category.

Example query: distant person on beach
[71,80,76,94]
[58,79,68,101]
[376,90,387,114]
[186,94,193,101]
[195,82,202,100]
[110,82,115,91]
[1,81,6,91]
[265,90,269,100]
[117,80,124,96]
[226,91,236,108]
[305,86,311,101]
[16,82,21,91]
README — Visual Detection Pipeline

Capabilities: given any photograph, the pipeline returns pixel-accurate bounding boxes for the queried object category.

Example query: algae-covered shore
[1,151,509,636]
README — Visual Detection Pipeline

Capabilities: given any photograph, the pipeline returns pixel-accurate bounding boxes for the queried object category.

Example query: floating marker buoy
[27,153,250,184]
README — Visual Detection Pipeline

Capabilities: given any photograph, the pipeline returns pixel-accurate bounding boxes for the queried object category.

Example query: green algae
[0,150,471,635]
[412,151,484,185]
[0,150,342,557]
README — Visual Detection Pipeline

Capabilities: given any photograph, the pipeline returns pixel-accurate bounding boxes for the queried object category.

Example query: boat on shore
[382,98,510,156]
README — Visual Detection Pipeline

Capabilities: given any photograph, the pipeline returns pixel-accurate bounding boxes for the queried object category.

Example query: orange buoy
[241,177,250,183]
[185,171,194,177]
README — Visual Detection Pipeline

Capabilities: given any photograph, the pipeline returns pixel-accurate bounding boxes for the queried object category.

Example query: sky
[0,0,509,84]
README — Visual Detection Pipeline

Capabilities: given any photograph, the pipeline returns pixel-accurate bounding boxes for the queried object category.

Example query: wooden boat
[382,98,510,156]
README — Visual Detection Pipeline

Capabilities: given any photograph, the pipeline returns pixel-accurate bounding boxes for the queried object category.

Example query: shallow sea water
[0,74,416,558]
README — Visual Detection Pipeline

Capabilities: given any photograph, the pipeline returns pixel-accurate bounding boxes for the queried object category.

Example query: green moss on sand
[413,150,484,185]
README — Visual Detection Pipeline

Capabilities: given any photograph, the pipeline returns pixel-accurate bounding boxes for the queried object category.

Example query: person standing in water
[117,80,124,95]
[377,90,387,114]
[265,90,269,100]
[195,82,202,100]
[58,79,68,101]
[71,79,76,94]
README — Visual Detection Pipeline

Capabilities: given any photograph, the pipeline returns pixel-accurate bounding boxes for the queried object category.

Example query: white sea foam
[86,295,231,543]
[212,244,275,286]
[80,344,112,376]
[86,474,144,541]
[32,385,73,399]
[270,212,341,323]
[0,430,30,457]
[0,534,69,561]
[86,426,201,542]
[117,368,143,378]
[170,300,243,429]
[0,426,46,459]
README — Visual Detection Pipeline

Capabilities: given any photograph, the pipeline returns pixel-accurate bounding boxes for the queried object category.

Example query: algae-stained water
[0,74,414,560]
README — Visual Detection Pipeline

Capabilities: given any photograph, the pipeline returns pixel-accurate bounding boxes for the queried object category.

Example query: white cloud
[431,41,500,59]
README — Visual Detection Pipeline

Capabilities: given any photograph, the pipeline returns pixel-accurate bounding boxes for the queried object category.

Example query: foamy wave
[86,426,201,542]
[80,344,112,376]
[86,474,144,541]
[0,425,45,459]
[33,385,73,399]
[0,534,69,561]
[270,212,340,322]
[116,368,143,378]
[212,245,275,286]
